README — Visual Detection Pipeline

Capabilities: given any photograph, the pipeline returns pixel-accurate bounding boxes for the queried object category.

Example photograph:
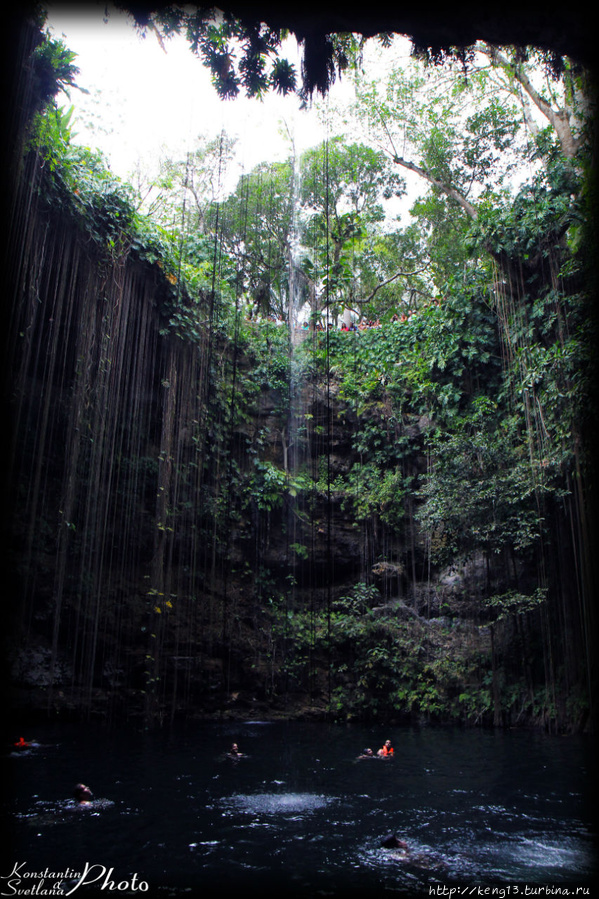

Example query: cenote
[5,721,597,896]
[4,5,599,898]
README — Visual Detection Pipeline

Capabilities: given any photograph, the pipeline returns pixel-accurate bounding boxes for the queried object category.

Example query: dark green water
[3,721,597,897]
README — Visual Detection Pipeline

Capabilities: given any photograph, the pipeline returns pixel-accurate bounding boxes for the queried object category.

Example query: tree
[133,133,237,238]
[348,227,430,320]
[218,158,297,320]
[298,137,406,323]
[475,44,588,162]
[213,139,409,325]
[350,38,590,473]
[352,40,591,227]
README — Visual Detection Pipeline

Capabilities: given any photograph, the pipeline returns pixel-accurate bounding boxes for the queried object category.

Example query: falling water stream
[4,721,596,897]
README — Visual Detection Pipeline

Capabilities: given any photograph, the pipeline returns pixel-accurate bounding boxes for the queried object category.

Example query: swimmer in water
[381,833,408,850]
[380,833,447,870]
[227,743,243,759]
[14,737,31,749]
[377,739,394,757]
[381,834,409,860]
[357,748,375,759]
[73,783,93,804]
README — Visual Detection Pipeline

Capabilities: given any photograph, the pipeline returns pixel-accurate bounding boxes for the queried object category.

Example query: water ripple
[221,792,335,816]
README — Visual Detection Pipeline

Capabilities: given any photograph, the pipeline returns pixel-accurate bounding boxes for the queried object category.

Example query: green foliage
[355,48,524,205]
[333,582,381,615]
[242,319,292,400]
[483,588,547,621]
[29,103,75,160]
[215,138,407,323]
[267,591,495,722]
[246,461,310,511]
[28,97,224,328]
[31,35,80,109]
[472,159,583,261]
[219,159,296,320]
[417,407,545,564]
[300,138,406,318]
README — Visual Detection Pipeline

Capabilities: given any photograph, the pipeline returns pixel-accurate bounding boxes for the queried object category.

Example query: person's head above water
[227,743,244,758]
[357,747,375,759]
[381,833,408,850]
[74,783,93,803]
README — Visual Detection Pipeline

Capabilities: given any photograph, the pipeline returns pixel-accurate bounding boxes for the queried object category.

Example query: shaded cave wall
[3,143,493,723]
[2,158,557,727]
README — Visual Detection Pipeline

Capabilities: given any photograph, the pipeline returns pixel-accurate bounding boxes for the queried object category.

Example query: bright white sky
[44,3,365,184]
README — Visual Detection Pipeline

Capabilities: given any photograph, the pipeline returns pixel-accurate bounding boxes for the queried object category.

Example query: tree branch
[362,264,429,305]
[392,155,479,219]
[476,43,582,158]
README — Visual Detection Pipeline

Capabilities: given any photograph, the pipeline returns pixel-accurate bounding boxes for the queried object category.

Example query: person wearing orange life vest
[377,739,394,757]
